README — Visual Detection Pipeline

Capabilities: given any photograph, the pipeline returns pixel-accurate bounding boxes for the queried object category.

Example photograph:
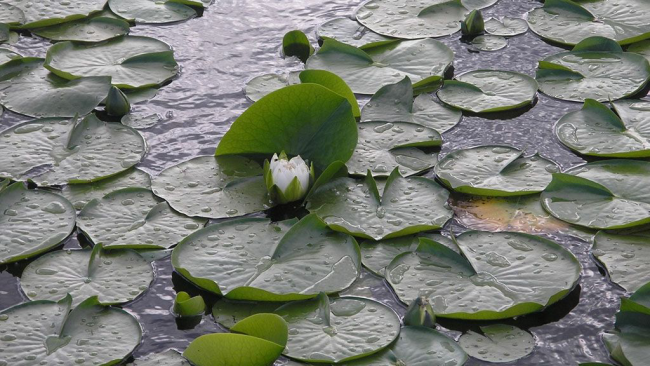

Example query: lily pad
[122,113,161,129]
[212,299,281,328]
[61,168,151,210]
[245,72,300,102]
[45,35,179,89]
[485,17,528,36]
[437,70,538,113]
[151,155,272,219]
[128,350,190,366]
[435,146,557,196]
[355,0,469,39]
[31,17,130,42]
[0,47,20,65]
[317,17,393,48]
[387,232,581,319]
[346,121,441,177]
[361,77,462,133]
[172,214,361,301]
[556,99,650,158]
[527,0,650,46]
[536,37,650,102]
[275,293,400,363]
[108,0,197,25]
[342,326,468,366]
[0,115,146,186]
[0,182,75,265]
[306,38,453,94]
[306,169,453,240]
[541,160,650,230]
[628,40,650,63]
[77,188,206,249]
[0,2,25,25]
[603,306,650,366]
[6,0,107,28]
[462,0,498,9]
[20,243,154,306]
[0,57,111,117]
[459,324,535,363]
[0,295,141,365]
[592,232,650,292]
[471,35,508,51]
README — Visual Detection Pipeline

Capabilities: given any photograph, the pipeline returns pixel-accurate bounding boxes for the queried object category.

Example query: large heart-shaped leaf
[0,295,141,365]
[387,232,581,319]
[306,169,453,240]
[592,232,650,292]
[61,168,151,210]
[485,17,528,36]
[435,146,557,196]
[317,17,393,48]
[527,0,650,46]
[306,38,453,94]
[215,83,358,171]
[275,293,400,363]
[5,0,106,28]
[0,182,75,265]
[0,58,111,117]
[31,16,130,42]
[45,35,179,89]
[128,350,190,366]
[458,324,535,363]
[108,0,197,25]
[20,244,154,307]
[0,115,146,186]
[541,160,650,230]
[77,188,206,249]
[172,214,361,301]
[151,155,273,219]
[437,70,538,113]
[556,99,650,158]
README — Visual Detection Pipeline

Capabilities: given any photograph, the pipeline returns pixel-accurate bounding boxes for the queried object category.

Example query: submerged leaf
[459,324,535,363]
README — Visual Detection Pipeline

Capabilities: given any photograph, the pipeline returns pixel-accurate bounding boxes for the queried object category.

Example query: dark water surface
[1,0,644,364]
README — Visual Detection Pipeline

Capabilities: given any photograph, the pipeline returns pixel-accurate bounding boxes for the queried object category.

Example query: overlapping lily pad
[0,48,20,65]
[128,350,190,366]
[592,232,650,292]
[306,38,453,94]
[438,70,537,113]
[485,17,528,36]
[628,40,650,63]
[20,244,154,306]
[435,146,557,196]
[541,160,650,230]
[45,35,179,89]
[245,72,299,102]
[0,182,75,265]
[61,168,151,210]
[172,214,361,301]
[0,2,25,25]
[6,0,107,29]
[603,286,650,366]
[0,58,111,117]
[0,115,146,185]
[306,169,453,240]
[108,0,197,25]
[387,232,581,319]
[317,17,393,48]
[459,324,535,363]
[31,16,130,42]
[213,299,281,328]
[77,188,205,249]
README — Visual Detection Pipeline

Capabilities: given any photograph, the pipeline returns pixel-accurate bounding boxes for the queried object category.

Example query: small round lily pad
[459,324,535,363]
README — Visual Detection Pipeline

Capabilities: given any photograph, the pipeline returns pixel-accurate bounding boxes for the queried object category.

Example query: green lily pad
[355,0,469,39]
[0,295,141,365]
[592,232,650,292]
[6,0,106,28]
[215,83,358,171]
[306,169,453,240]
[0,115,145,185]
[556,99,650,158]
[212,299,281,329]
[0,47,20,65]
[245,72,300,102]
[306,38,453,94]
[628,40,650,63]
[172,214,361,301]
[31,17,130,42]
[536,37,650,102]
[541,160,650,230]
[45,35,179,89]
[361,77,462,133]
[485,17,528,36]
[275,293,400,363]
[108,0,197,25]
[435,146,557,196]
[437,70,538,113]
[603,307,650,366]
[471,35,508,51]
[77,188,206,249]
[0,182,75,265]
[622,282,650,314]
[527,0,650,46]
[151,155,272,219]
[317,17,393,48]
[387,232,581,319]
[459,324,535,363]
[20,243,154,306]
[342,326,468,366]
[0,2,25,25]
[128,350,190,366]
[0,57,111,117]
[61,168,151,210]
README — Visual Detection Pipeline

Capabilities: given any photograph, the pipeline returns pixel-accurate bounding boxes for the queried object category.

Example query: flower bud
[403,296,436,328]
[264,152,314,204]
[105,86,131,117]
[461,10,484,36]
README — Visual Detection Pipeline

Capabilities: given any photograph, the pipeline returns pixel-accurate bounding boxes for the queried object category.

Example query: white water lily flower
[264,152,314,204]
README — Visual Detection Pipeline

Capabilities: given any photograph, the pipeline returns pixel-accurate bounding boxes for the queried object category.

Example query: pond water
[0,0,644,364]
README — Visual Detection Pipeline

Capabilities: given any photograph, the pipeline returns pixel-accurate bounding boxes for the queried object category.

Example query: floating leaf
[231,313,288,348]
[307,169,452,240]
[6,0,106,28]
[459,324,535,363]
[387,232,581,319]
[61,168,151,210]
[173,291,205,317]
[485,17,528,36]
[212,299,281,328]
[438,70,537,113]
[108,0,197,25]
[0,115,145,185]
[317,17,393,48]
[471,35,508,51]
[283,30,313,63]
[244,72,300,102]
[306,38,453,94]
[128,350,190,366]
[541,160,650,230]
[0,182,75,265]
[592,232,650,292]
[122,113,160,129]
[299,69,360,118]
[603,289,650,366]
[20,244,153,306]
[0,2,25,26]
[628,40,650,63]
[78,188,206,249]
[462,0,498,10]
[31,17,130,42]
[0,48,20,65]
[45,35,179,89]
